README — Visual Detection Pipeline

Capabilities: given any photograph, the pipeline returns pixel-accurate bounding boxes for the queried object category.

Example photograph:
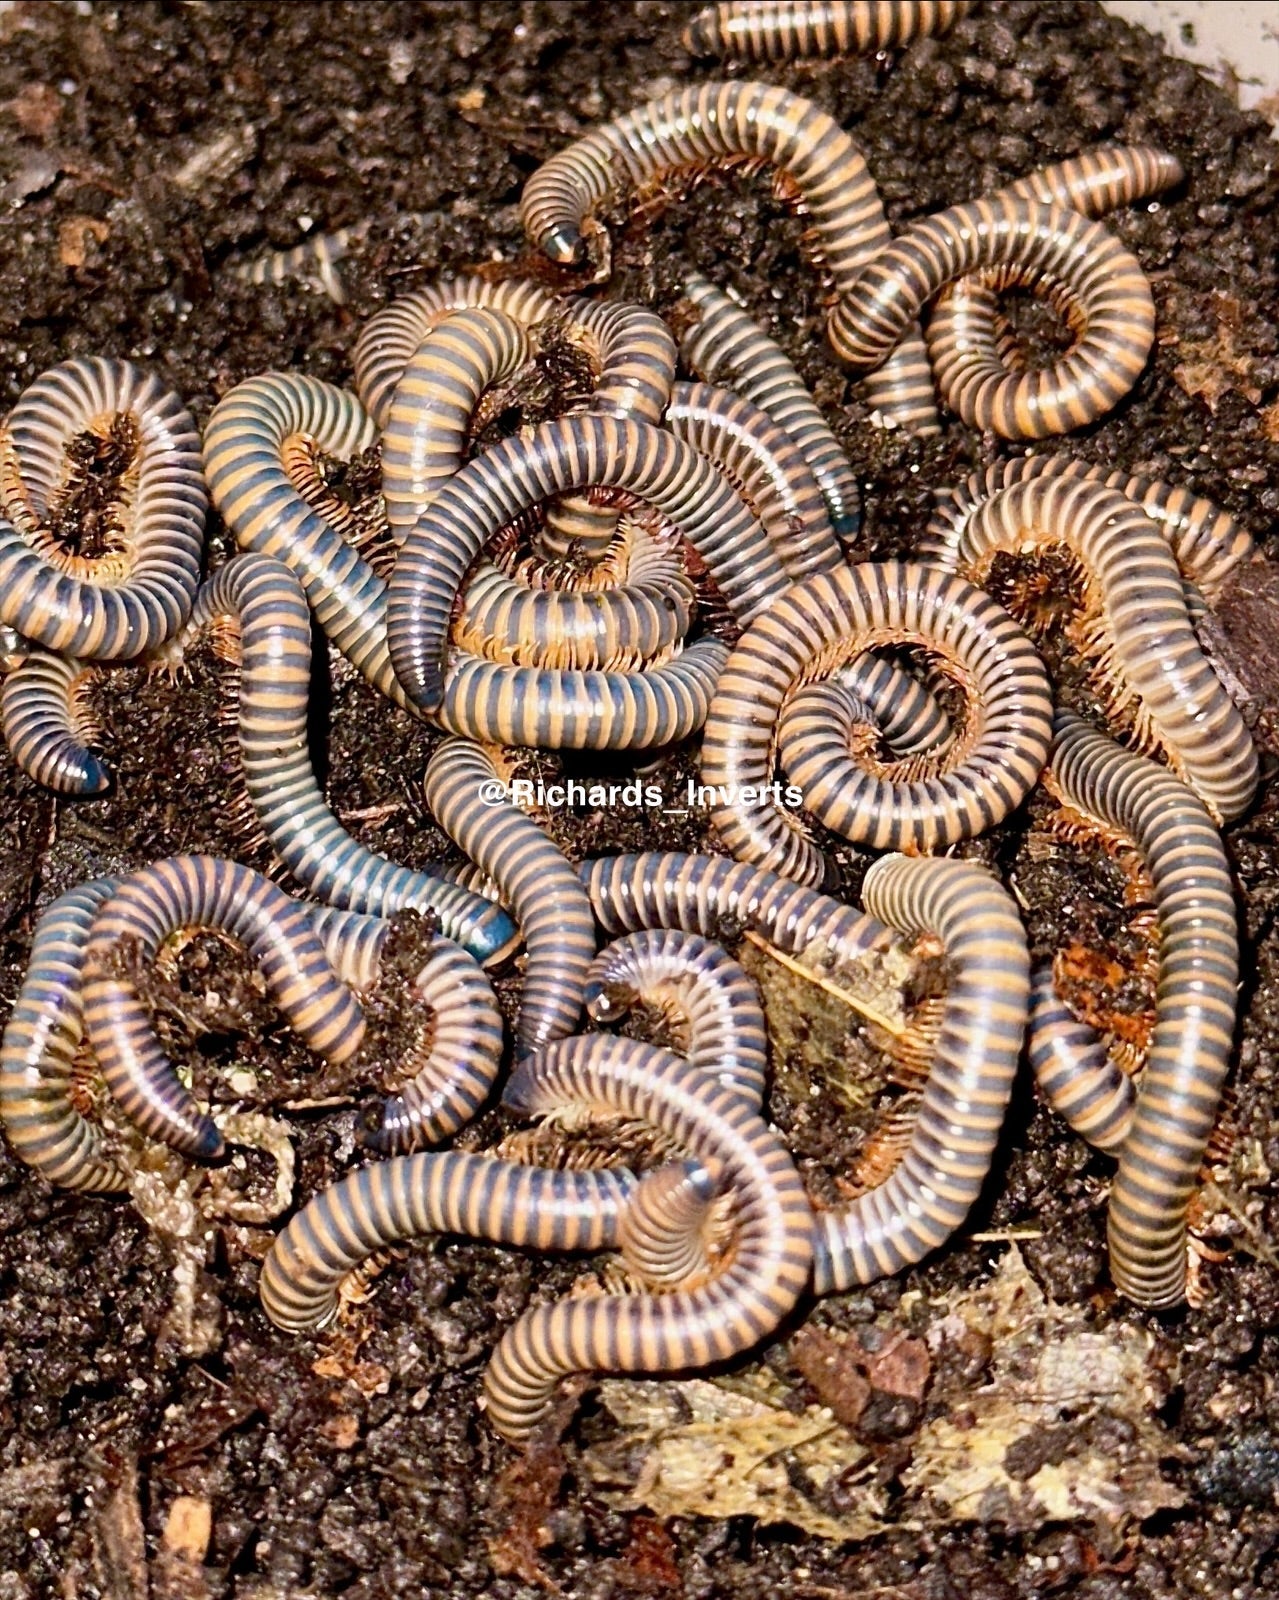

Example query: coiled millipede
[701,560,1054,884]
[520,80,938,433]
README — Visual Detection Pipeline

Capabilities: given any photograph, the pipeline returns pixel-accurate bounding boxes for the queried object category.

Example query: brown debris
[58,213,109,268]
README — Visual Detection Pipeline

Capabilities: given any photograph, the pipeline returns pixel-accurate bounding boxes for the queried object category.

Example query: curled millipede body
[82,856,368,1160]
[837,653,951,755]
[924,454,1256,603]
[186,553,519,968]
[381,305,532,544]
[932,474,1258,824]
[259,1152,639,1335]
[424,738,597,1054]
[1027,963,1135,1157]
[665,381,843,584]
[520,83,938,433]
[386,412,783,714]
[617,1159,721,1289]
[541,299,679,561]
[680,274,861,539]
[1046,713,1238,1307]
[585,927,769,1109]
[0,879,126,1193]
[0,358,206,660]
[828,196,1156,438]
[353,275,558,429]
[813,854,1029,1293]
[580,850,900,971]
[929,143,1184,419]
[456,515,695,673]
[309,907,504,1154]
[1,649,109,795]
[701,560,1054,884]
[488,1033,814,1442]
[234,228,355,305]
[200,373,403,707]
[683,1,974,59]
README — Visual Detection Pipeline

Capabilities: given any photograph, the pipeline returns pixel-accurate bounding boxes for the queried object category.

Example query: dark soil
[2,2,1279,1596]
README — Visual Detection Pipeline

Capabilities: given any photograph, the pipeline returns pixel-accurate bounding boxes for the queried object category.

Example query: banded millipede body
[456,516,695,673]
[259,1152,639,1335]
[353,275,559,428]
[0,879,127,1193]
[1,649,108,794]
[812,854,1028,1291]
[542,300,679,560]
[680,274,861,539]
[934,475,1258,824]
[1027,963,1136,1158]
[930,144,1184,420]
[1046,713,1239,1307]
[682,0,974,59]
[701,561,1054,884]
[0,358,207,660]
[201,373,405,706]
[585,928,769,1109]
[924,454,1256,603]
[665,381,843,584]
[828,196,1156,438]
[381,306,532,544]
[234,228,355,305]
[520,83,938,433]
[386,412,783,714]
[82,856,368,1160]
[308,907,505,1155]
[581,850,901,971]
[837,654,951,755]
[617,1160,721,1289]
[488,1033,814,1442]
[424,739,597,1054]
[187,553,519,968]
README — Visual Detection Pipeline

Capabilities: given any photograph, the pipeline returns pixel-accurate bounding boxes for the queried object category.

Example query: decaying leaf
[580,1370,887,1542]
[1169,291,1263,410]
[905,1247,1186,1545]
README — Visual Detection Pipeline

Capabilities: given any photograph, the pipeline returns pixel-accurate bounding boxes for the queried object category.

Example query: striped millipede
[541,299,679,561]
[455,516,695,673]
[487,1033,813,1442]
[201,373,405,707]
[374,302,695,671]
[308,906,505,1155]
[259,1151,640,1335]
[680,274,861,540]
[353,274,558,429]
[423,738,597,1054]
[683,1,974,59]
[520,82,938,433]
[665,381,844,585]
[0,878,127,1194]
[385,412,783,715]
[701,561,1054,884]
[1,648,109,795]
[82,856,368,1161]
[205,379,723,749]
[828,196,1156,438]
[380,305,533,545]
[836,653,951,755]
[928,144,1183,425]
[924,454,1256,604]
[616,1159,721,1290]
[1045,713,1239,1307]
[233,228,355,306]
[0,358,207,660]
[1027,963,1136,1158]
[929,474,1258,824]
[585,928,769,1109]
[813,853,1029,1293]
[185,552,519,968]
[580,849,902,972]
